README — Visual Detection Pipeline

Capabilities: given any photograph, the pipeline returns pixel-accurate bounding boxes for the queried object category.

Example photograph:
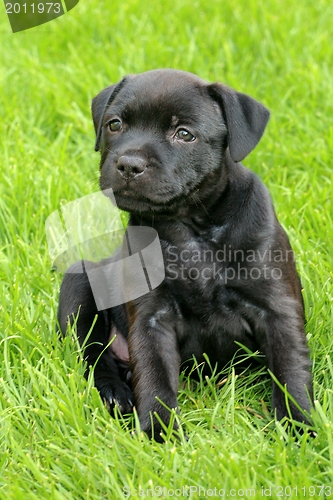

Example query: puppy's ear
[208,83,270,162]
[92,77,128,152]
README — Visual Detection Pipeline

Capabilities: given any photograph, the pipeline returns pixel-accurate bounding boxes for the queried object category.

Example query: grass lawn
[1,0,333,498]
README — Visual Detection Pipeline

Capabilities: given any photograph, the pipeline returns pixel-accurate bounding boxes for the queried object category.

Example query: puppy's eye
[108,119,122,132]
[175,128,195,142]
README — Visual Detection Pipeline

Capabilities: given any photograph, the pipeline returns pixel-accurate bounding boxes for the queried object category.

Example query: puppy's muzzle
[116,152,148,182]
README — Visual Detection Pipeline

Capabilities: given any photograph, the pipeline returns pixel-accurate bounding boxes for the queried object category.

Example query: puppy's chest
[163,236,233,302]
[161,233,263,333]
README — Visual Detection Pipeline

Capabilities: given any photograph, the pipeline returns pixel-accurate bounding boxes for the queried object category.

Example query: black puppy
[58,69,312,440]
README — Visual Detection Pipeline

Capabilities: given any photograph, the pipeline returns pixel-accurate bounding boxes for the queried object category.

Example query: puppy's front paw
[139,407,181,443]
[140,420,165,443]
[99,381,134,415]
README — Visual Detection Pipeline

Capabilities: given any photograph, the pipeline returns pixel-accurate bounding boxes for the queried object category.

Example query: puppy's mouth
[100,172,188,215]
[103,170,224,217]
[110,189,187,215]
[100,165,223,216]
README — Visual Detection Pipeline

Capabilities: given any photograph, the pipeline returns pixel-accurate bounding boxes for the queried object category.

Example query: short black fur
[58,69,312,441]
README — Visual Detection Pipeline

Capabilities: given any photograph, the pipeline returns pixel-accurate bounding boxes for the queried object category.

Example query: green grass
[1,0,333,497]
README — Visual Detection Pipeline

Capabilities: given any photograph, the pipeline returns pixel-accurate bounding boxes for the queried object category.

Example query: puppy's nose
[116,154,148,181]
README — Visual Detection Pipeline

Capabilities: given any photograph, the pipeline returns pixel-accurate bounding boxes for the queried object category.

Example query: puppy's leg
[129,307,181,442]
[260,301,312,424]
[57,261,133,414]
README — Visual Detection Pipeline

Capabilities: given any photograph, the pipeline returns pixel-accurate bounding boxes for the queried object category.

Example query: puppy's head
[92,69,269,216]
